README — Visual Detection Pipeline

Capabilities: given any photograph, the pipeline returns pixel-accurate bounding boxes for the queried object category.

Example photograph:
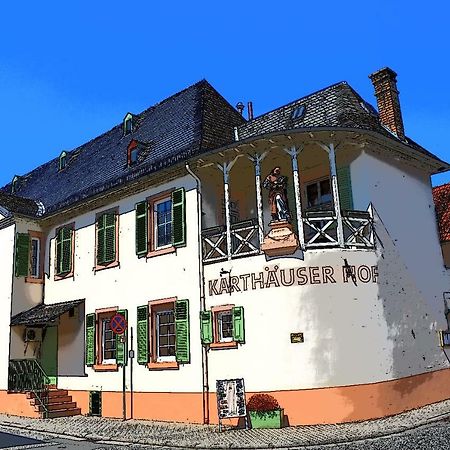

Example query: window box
[249,409,284,429]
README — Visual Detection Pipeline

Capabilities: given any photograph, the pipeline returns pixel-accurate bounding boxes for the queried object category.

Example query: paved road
[4,420,450,449]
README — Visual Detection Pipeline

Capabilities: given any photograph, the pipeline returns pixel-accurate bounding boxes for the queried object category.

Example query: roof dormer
[59,151,68,171]
[11,175,19,194]
[123,113,134,136]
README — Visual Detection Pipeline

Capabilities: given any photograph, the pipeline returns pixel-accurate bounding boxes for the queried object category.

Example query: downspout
[185,163,209,424]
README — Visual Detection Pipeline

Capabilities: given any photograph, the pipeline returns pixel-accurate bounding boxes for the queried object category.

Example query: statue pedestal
[261,220,299,257]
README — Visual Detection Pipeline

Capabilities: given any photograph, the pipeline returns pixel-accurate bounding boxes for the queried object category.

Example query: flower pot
[249,408,284,429]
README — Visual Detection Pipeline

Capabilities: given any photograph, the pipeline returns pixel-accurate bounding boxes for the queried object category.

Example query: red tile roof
[433,183,450,242]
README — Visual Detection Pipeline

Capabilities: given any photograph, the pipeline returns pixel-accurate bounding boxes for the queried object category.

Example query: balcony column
[248,152,268,246]
[218,157,240,260]
[319,142,344,246]
[284,145,305,250]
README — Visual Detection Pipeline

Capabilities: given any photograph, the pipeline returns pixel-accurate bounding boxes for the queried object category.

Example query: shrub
[247,394,280,412]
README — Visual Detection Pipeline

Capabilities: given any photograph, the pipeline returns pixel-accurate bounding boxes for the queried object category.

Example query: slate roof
[1,79,447,218]
[433,183,450,242]
[10,299,85,326]
[1,80,244,216]
[0,191,41,217]
[237,82,447,166]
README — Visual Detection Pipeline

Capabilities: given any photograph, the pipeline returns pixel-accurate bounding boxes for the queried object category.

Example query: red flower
[247,394,280,412]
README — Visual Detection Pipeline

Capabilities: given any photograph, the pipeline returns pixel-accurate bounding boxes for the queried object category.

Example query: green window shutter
[232,306,245,343]
[175,299,190,363]
[96,215,105,265]
[56,229,63,275]
[15,233,30,277]
[60,227,73,274]
[337,166,353,212]
[172,188,186,247]
[137,305,149,364]
[135,202,148,256]
[115,309,128,366]
[85,313,96,366]
[200,311,213,344]
[104,212,116,263]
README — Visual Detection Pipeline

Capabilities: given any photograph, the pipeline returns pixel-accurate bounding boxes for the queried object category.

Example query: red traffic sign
[110,313,127,335]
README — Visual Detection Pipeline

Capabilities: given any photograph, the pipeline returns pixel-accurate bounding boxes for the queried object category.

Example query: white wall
[0,223,15,389]
[43,175,204,393]
[351,149,449,320]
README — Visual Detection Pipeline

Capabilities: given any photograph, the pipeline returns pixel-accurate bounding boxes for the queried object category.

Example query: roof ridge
[247,81,349,122]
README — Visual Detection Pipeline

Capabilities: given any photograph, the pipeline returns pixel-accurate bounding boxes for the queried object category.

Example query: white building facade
[1,68,449,425]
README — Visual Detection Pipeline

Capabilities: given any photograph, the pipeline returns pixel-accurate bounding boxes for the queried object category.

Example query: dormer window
[11,176,19,194]
[123,113,133,136]
[291,105,306,120]
[59,151,67,171]
[127,140,139,166]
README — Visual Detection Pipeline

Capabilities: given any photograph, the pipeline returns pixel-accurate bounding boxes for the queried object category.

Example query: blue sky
[1,1,449,188]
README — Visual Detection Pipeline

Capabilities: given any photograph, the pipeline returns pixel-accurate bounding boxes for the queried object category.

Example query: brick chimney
[369,67,405,140]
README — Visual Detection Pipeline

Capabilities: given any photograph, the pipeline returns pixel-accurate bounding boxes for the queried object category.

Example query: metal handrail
[8,359,50,418]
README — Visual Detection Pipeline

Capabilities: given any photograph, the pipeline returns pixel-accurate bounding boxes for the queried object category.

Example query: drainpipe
[185,163,209,424]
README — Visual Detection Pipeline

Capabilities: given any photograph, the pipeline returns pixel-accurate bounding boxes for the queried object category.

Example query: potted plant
[247,394,284,429]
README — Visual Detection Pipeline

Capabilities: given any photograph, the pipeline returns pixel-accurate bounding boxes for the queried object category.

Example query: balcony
[202,208,374,264]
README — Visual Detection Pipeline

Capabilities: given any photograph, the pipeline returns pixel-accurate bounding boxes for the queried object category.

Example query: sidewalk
[2,399,450,449]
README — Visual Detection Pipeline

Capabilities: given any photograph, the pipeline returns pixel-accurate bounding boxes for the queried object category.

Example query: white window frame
[156,309,176,362]
[305,177,333,209]
[102,319,116,364]
[30,237,40,278]
[217,310,234,343]
[154,197,173,250]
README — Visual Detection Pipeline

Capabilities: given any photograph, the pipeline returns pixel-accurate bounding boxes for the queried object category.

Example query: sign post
[110,312,128,421]
[216,378,247,431]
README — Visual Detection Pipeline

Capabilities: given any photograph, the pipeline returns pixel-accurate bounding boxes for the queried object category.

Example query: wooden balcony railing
[201,208,374,263]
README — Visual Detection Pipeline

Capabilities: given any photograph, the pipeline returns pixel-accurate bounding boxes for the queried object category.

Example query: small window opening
[59,151,67,171]
[68,307,75,318]
[89,391,102,416]
[11,176,19,194]
[124,113,133,136]
[130,148,138,164]
[291,105,306,120]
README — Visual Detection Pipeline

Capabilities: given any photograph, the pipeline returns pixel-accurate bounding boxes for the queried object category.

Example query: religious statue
[263,167,291,222]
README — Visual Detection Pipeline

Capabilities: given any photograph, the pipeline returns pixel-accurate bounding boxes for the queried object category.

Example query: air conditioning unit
[24,328,42,342]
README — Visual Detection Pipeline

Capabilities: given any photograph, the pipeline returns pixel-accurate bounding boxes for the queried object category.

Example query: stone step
[30,395,73,406]
[44,407,81,419]
[34,401,77,412]
[27,389,68,399]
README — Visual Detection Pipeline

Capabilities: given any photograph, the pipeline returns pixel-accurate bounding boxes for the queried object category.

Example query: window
[130,147,138,164]
[11,176,19,194]
[155,198,172,248]
[136,298,190,369]
[123,113,133,135]
[15,231,44,283]
[200,305,245,349]
[127,140,139,166]
[85,307,128,371]
[155,310,176,362]
[135,188,186,257]
[102,318,116,364]
[30,238,40,278]
[306,178,332,209]
[95,209,119,270]
[55,224,74,279]
[59,151,67,171]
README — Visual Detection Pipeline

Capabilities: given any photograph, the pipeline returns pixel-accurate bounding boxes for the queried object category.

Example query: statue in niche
[263,167,291,222]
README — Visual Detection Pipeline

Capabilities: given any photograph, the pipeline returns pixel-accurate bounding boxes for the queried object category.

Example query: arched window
[123,113,133,136]
[59,151,67,171]
[11,176,19,194]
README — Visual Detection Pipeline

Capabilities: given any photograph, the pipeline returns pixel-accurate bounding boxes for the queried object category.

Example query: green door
[40,326,58,386]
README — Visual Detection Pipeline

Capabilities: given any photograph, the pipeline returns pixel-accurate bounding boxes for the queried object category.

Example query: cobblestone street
[2,399,450,449]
